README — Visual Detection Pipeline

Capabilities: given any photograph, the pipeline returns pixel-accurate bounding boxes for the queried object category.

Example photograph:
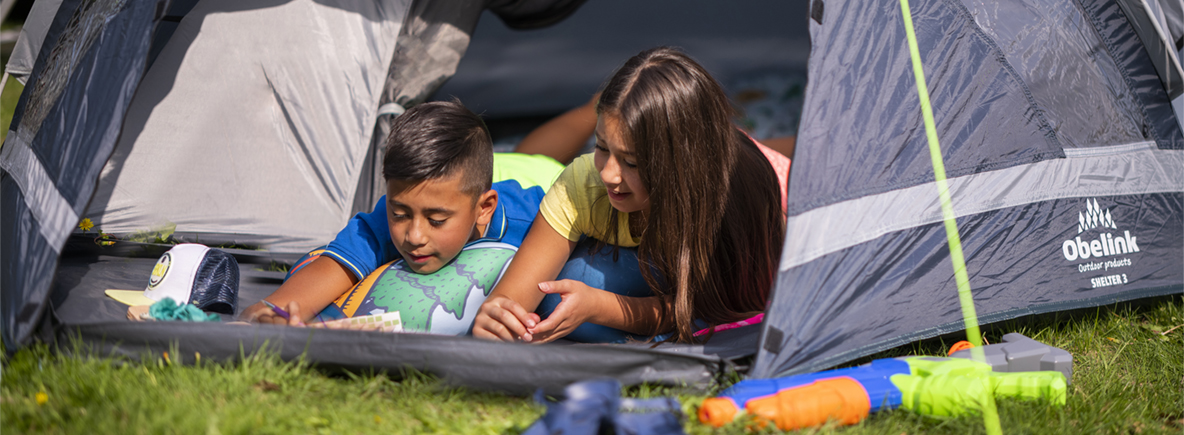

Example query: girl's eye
[594,144,608,152]
[391,213,409,220]
[623,160,638,169]
[429,219,446,226]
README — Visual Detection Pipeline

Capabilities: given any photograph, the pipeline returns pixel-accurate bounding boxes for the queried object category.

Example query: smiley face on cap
[149,253,171,288]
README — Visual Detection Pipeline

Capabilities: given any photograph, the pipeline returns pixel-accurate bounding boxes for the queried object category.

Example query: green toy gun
[700,333,1071,430]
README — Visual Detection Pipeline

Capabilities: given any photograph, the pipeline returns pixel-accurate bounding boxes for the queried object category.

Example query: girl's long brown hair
[597,47,785,343]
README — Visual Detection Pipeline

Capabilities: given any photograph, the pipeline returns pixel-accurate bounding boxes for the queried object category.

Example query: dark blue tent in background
[1,0,1180,392]
[752,0,1183,377]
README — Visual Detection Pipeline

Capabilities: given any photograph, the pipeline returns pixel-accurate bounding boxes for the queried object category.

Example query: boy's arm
[241,256,358,324]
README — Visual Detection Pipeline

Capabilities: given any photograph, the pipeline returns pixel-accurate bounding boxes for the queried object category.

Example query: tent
[2,0,1181,393]
[751,0,1183,378]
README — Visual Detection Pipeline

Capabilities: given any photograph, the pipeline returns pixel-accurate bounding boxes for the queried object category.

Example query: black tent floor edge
[49,321,728,396]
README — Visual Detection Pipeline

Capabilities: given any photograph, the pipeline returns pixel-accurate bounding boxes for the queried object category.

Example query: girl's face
[594,114,650,214]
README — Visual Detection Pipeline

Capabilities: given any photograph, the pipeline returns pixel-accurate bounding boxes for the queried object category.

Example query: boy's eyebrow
[389,199,454,215]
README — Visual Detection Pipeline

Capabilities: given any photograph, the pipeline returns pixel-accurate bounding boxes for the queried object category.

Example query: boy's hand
[527,280,604,343]
[243,300,306,327]
[473,295,541,342]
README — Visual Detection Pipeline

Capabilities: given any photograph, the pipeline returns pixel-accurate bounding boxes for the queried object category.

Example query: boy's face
[386,173,497,274]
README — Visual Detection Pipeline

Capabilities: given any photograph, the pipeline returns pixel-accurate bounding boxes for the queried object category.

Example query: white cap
[105,244,239,314]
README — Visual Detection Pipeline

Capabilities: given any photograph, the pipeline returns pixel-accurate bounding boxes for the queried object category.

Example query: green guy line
[898,0,1002,434]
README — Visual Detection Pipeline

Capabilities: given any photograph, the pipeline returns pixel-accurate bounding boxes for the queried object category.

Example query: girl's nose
[600,156,622,185]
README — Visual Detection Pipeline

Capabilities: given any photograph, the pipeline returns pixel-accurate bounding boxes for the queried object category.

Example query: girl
[472,47,786,344]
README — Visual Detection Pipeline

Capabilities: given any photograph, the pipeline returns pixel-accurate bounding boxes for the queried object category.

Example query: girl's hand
[473,295,542,342]
[527,280,606,343]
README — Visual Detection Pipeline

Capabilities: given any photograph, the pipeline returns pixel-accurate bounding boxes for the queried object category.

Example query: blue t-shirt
[322,179,545,280]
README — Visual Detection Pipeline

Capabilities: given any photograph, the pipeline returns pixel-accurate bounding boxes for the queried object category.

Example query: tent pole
[898,0,1003,434]
[0,0,15,27]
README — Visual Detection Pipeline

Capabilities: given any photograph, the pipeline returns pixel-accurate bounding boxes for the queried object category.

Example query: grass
[2,35,25,144]
[3,296,1181,434]
[2,345,544,434]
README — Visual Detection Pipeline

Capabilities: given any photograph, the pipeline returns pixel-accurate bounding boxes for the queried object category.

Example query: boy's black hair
[382,100,493,198]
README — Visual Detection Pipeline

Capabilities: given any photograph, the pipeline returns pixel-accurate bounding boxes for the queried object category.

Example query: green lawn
[3,297,1181,434]
[2,37,25,143]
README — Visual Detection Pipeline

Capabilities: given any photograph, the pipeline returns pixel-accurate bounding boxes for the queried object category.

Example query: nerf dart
[699,356,1067,431]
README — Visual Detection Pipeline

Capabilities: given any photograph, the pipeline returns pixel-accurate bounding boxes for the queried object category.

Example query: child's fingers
[530,301,573,340]
[537,280,576,295]
[505,300,538,330]
[493,305,530,341]
[285,301,305,327]
[253,313,286,325]
[242,303,273,323]
[474,298,529,342]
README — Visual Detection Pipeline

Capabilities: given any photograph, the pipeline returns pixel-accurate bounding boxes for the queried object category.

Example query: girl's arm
[529,280,674,343]
[474,212,677,343]
[473,214,577,341]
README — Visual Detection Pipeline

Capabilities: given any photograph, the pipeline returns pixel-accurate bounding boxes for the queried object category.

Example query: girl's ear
[475,189,498,226]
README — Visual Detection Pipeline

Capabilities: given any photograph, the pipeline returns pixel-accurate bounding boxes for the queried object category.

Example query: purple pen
[261,300,290,320]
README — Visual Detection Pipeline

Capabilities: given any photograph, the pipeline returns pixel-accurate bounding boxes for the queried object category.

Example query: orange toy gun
[701,334,1072,431]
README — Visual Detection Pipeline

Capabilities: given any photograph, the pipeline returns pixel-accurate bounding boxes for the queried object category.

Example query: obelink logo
[1061,198,1139,261]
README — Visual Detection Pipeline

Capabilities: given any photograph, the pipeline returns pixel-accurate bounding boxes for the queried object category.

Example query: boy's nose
[405,219,428,245]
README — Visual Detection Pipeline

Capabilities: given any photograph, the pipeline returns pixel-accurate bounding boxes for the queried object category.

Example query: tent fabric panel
[2,180,63,352]
[781,144,1183,270]
[356,0,486,215]
[961,0,1151,148]
[83,0,409,254]
[10,0,145,153]
[755,192,1183,378]
[26,3,158,206]
[0,135,77,250]
[1113,0,1184,99]
[3,0,63,83]
[1,0,162,353]
[1080,0,1184,149]
[485,0,588,30]
[790,0,1063,215]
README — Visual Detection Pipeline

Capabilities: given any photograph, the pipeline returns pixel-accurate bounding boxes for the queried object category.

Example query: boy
[243,100,559,325]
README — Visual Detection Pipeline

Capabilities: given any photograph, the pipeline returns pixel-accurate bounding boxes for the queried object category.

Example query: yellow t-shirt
[539,154,642,247]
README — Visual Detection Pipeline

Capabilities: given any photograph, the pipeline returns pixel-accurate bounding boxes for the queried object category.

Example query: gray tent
[2,0,1181,393]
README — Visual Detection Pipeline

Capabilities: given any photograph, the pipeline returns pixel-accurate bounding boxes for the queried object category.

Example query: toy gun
[699,333,1071,430]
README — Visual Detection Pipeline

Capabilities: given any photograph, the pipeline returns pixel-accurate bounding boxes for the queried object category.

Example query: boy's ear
[475,189,498,226]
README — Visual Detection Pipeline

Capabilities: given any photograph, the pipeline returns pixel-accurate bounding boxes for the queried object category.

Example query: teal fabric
[149,297,221,322]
